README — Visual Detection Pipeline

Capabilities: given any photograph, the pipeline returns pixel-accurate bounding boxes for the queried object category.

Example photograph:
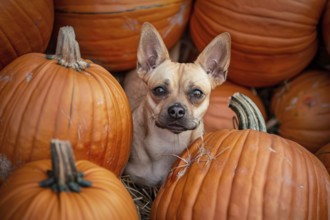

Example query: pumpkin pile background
[0,0,329,219]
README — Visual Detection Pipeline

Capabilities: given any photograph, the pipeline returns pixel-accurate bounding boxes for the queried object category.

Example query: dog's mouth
[155,121,199,134]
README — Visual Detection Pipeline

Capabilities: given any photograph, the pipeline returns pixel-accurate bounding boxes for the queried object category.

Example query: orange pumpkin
[204,81,267,131]
[151,93,330,220]
[0,0,54,70]
[323,0,330,54]
[270,70,330,153]
[0,140,139,220]
[0,26,132,176]
[190,0,326,87]
[316,142,330,175]
[52,0,192,71]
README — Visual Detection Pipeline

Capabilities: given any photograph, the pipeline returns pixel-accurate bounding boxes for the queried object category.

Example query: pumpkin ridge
[89,71,116,168]
[86,71,116,169]
[151,171,174,218]
[98,74,120,170]
[77,189,98,220]
[100,70,132,173]
[294,141,311,218]
[55,2,187,15]
[67,71,76,129]
[0,27,20,57]
[199,130,243,219]
[281,137,296,219]
[82,70,96,162]
[9,59,57,163]
[1,185,41,219]
[205,131,235,219]
[306,149,330,218]
[5,3,34,52]
[70,193,86,220]
[302,150,317,217]
[197,1,320,25]
[260,136,274,218]
[12,0,45,47]
[245,132,264,219]
[21,189,52,219]
[261,135,279,217]
[225,130,251,219]
[0,181,38,207]
[175,138,208,219]
[52,68,74,139]
[193,12,314,53]
[28,62,64,161]
[277,137,291,217]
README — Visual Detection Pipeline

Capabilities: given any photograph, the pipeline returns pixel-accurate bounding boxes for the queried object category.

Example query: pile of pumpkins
[0,0,329,219]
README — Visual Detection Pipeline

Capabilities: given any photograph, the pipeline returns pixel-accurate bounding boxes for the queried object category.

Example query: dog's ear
[195,32,231,88]
[136,22,170,79]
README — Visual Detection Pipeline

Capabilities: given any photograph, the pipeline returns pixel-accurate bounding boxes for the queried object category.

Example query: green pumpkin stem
[228,92,267,132]
[46,26,89,71]
[39,139,92,192]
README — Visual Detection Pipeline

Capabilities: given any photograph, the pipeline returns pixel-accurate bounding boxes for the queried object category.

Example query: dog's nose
[168,103,185,119]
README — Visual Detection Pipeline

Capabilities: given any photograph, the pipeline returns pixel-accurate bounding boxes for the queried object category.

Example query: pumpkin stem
[47,26,89,71]
[39,139,92,192]
[228,92,267,132]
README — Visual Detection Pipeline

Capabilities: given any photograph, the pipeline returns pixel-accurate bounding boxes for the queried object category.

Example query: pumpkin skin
[0,29,132,175]
[52,0,192,71]
[323,0,330,54]
[190,0,326,87]
[316,142,330,174]
[0,159,139,220]
[270,70,330,153]
[0,0,54,70]
[204,81,267,131]
[151,129,330,220]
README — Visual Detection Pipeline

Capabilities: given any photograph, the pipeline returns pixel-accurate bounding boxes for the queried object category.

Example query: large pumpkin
[52,0,192,71]
[204,81,267,131]
[0,26,132,176]
[270,70,330,153]
[190,0,326,87]
[316,142,330,175]
[0,140,139,220]
[323,0,330,54]
[0,0,54,70]
[151,93,330,220]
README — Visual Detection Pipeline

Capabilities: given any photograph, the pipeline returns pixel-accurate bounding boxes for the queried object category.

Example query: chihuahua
[123,22,231,186]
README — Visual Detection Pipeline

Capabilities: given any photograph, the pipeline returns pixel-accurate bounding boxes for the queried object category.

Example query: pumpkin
[51,0,192,72]
[270,70,330,153]
[0,0,54,70]
[204,81,267,132]
[151,93,330,220]
[190,0,326,87]
[323,0,330,54]
[316,142,330,175]
[0,26,132,176]
[0,140,139,220]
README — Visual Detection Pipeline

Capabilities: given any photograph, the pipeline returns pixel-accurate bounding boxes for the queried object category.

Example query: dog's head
[136,22,231,134]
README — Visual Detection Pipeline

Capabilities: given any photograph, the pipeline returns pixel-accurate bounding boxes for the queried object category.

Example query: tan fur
[123,22,231,186]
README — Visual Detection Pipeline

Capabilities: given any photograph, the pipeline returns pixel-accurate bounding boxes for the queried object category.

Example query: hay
[121,175,159,220]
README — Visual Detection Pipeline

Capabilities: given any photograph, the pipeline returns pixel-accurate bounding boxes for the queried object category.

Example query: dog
[123,22,231,187]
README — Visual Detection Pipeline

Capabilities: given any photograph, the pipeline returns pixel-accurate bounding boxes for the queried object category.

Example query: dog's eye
[152,86,167,97]
[190,89,204,99]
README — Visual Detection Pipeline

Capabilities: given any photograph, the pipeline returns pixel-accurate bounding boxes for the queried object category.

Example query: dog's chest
[145,127,192,159]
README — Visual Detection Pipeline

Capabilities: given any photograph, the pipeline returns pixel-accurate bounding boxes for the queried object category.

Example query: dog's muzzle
[155,103,200,134]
